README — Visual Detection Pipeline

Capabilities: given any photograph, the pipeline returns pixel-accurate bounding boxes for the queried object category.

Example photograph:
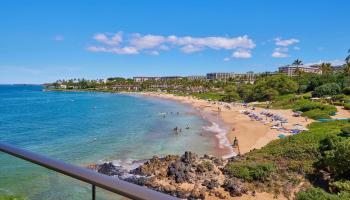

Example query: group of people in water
[159,111,191,134]
[173,125,190,134]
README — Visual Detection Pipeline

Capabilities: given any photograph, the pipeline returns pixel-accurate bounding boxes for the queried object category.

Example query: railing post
[92,185,96,200]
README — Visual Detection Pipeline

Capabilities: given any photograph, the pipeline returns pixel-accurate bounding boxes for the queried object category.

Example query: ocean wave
[203,122,237,158]
[111,158,147,171]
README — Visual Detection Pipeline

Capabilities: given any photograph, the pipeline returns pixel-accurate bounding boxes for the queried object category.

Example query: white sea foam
[203,122,237,159]
[111,158,146,171]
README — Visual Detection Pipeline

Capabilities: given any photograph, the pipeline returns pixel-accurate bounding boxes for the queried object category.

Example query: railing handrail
[0,142,179,200]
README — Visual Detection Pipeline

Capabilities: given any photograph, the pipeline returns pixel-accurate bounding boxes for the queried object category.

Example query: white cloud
[53,35,64,41]
[274,47,289,52]
[87,31,256,58]
[275,38,299,46]
[294,46,301,50]
[86,46,139,55]
[180,45,203,53]
[232,49,252,58]
[170,35,255,50]
[93,32,122,46]
[272,51,289,58]
[129,34,165,49]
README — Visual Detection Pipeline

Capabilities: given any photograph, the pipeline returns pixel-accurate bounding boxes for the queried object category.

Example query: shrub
[320,139,350,178]
[312,83,341,97]
[344,103,350,110]
[291,99,337,119]
[330,180,350,193]
[225,163,251,180]
[201,160,214,171]
[224,162,276,181]
[296,187,350,200]
[302,109,332,119]
[343,87,350,95]
[341,126,350,137]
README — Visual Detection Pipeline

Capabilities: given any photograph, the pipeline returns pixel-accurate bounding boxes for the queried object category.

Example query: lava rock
[181,151,198,164]
[202,179,219,190]
[97,162,125,176]
[223,179,248,197]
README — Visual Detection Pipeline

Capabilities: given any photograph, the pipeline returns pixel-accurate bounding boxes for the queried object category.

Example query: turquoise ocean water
[0,85,224,199]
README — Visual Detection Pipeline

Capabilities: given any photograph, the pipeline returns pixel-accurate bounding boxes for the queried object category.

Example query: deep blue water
[0,85,218,199]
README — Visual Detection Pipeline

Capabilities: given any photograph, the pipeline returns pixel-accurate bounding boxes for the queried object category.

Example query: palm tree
[346,49,350,64]
[319,62,332,74]
[292,59,303,83]
[292,59,303,66]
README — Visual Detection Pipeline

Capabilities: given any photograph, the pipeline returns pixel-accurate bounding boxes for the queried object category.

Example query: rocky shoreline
[88,152,252,199]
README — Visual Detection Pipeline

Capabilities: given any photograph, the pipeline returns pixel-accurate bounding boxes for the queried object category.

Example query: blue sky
[0,0,349,84]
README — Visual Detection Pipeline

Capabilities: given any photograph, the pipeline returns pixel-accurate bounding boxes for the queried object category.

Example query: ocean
[0,85,226,199]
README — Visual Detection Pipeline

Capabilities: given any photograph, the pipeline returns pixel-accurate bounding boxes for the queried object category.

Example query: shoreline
[130,92,236,158]
[126,92,315,156]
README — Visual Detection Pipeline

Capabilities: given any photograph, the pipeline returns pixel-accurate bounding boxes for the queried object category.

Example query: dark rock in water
[202,179,219,190]
[223,178,248,197]
[181,151,198,164]
[97,162,126,176]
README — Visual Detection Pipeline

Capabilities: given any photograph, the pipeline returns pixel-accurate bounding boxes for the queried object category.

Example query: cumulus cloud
[272,51,289,58]
[274,38,299,46]
[86,31,256,57]
[180,45,203,53]
[129,34,165,49]
[271,37,300,58]
[232,49,252,58]
[93,32,123,46]
[86,46,139,55]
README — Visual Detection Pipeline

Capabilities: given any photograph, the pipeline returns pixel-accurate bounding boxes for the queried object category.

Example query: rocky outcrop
[90,152,249,199]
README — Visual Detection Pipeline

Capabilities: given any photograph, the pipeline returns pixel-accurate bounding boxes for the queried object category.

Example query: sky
[0,0,349,84]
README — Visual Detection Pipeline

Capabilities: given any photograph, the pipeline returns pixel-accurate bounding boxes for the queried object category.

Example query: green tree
[312,83,341,97]
[319,63,333,74]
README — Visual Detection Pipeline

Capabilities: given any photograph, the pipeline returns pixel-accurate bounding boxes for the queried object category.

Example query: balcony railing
[0,142,179,200]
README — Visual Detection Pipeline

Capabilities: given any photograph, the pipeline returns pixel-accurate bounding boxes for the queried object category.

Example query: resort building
[206,72,257,82]
[278,65,322,76]
[160,76,183,81]
[133,77,161,82]
[186,75,207,80]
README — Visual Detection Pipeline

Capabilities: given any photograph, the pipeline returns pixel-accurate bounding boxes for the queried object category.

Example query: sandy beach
[131,92,350,157]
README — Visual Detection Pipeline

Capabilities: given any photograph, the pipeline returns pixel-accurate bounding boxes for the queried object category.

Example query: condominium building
[133,77,161,82]
[278,65,322,76]
[206,72,257,82]
[133,76,183,82]
[160,76,183,81]
[186,75,207,80]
